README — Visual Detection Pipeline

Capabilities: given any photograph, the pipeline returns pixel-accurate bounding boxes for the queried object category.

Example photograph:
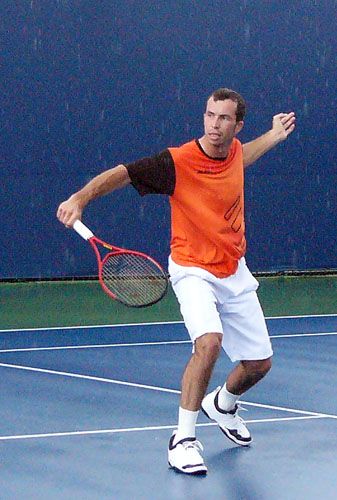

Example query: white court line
[0,320,183,334]
[0,340,190,354]
[0,362,181,394]
[0,415,327,442]
[0,313,336,333]
[1,361,337,420]
[242,401,337,419]
[271,331,337,339]
[267,314,337,320]
[0,331,337,354]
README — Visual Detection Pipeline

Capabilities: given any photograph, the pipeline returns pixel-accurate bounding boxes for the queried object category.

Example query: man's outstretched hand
[272,112,296,142]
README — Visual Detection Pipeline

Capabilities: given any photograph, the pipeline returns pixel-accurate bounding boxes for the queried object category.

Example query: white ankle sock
[174,407,199,444]
[217,383,239,411]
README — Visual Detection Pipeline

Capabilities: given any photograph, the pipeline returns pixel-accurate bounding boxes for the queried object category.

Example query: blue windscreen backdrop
[1,1,336,278]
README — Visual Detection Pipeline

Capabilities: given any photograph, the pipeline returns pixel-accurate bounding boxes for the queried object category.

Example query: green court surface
[1,274,336,330]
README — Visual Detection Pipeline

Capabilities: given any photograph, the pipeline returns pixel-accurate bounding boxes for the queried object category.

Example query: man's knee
[195,332,222,363]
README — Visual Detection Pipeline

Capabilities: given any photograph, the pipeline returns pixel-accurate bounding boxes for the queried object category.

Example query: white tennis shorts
[169,256,273,362]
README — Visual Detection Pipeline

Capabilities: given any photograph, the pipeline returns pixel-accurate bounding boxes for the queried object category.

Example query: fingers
[283,112,295,121]
[57,201,82,228]
[274,112,296,125]
[274,112,295,119]
[286,123,296,135]
[282,112,296,136]
[273,112,296,139]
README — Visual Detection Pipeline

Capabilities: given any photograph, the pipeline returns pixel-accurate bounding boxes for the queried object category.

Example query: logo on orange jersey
[224,196,242,233]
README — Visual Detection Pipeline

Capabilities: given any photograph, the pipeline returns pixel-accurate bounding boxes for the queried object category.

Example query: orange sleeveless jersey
[168,139,246,278]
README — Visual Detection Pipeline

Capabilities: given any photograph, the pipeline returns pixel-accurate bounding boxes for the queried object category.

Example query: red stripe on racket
[73,220,168,308]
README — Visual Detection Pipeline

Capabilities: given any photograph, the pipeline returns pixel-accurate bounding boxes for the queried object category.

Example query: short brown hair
[209,88,246,122]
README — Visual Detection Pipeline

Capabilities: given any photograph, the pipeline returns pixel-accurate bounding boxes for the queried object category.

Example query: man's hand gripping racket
[72,220,168,308]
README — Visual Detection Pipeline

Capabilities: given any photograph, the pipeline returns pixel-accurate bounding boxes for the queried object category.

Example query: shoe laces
[182,439,204,453]
[232,404,248,423]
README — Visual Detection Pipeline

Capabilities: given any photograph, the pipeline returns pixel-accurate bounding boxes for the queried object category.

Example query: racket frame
[73,220,168,307]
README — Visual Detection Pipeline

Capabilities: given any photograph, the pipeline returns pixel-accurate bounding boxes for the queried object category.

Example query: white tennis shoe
[168,432,207,475]
[201,386,252,446]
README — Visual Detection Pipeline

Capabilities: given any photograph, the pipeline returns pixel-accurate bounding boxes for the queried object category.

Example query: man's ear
[235,121,244,135]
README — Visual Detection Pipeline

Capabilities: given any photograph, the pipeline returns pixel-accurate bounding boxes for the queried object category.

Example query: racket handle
[73,220,94,240]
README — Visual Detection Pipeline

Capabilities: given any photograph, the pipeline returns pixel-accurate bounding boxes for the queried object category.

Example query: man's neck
[198,135,231,159]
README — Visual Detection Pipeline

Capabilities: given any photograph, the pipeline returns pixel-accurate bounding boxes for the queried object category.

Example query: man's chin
[208,135,222,144]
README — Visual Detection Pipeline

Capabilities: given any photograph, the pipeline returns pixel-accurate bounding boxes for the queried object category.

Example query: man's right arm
[57,164,131,227]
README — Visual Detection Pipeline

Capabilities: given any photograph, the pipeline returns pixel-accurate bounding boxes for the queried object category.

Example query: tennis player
[57,88,296,475]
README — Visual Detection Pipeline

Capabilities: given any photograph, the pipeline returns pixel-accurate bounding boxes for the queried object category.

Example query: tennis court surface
[1,313,337,500]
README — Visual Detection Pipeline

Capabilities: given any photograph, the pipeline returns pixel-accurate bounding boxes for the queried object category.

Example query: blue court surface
[1,315,337,500]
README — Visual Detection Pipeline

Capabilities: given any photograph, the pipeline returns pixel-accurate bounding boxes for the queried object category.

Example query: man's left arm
[243,112,296,168]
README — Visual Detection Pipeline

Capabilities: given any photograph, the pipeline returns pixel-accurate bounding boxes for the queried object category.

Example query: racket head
[99,250,168,308]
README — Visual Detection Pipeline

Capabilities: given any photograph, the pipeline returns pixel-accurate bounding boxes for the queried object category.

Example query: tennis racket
[73,220,168,308]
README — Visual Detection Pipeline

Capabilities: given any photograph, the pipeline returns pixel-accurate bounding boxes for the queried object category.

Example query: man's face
[203,98,243,147]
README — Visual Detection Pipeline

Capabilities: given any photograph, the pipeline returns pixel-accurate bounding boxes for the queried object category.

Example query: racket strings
[101,252,167,307]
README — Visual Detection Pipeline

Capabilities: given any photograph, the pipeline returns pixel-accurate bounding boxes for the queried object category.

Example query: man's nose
[212,116,220,128]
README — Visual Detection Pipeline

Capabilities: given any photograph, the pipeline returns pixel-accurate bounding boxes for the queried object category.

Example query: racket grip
[73,220,94,240]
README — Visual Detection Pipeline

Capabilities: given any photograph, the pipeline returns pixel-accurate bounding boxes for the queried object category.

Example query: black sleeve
[125,149,175,196]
